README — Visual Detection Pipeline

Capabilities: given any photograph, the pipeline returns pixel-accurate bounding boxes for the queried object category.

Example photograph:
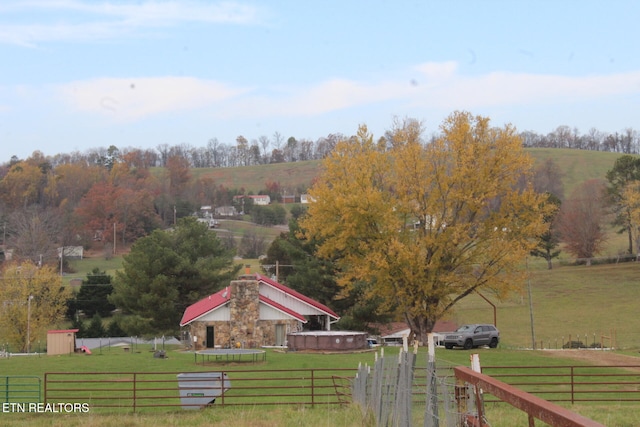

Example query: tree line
[3,124,639,171]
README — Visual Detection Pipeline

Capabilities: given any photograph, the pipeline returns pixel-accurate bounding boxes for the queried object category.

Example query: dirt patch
[544,349,640,368]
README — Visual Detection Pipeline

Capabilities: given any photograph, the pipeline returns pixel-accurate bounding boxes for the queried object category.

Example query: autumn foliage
[301,112,550,343]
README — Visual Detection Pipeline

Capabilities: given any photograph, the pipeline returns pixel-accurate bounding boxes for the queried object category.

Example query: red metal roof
[47,329,79,334]
[179,286,230,326]
[180,275,340,327]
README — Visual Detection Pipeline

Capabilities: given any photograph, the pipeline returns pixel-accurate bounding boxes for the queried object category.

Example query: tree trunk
[405,313,437,345]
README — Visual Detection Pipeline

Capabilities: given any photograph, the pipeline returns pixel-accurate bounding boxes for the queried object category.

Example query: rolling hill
[186,148,625,197]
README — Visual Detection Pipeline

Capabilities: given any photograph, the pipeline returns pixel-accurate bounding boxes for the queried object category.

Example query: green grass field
[1,346,638,426]
[452,261,640,350]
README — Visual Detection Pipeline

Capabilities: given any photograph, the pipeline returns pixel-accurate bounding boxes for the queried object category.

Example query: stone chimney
[228,277,261,348]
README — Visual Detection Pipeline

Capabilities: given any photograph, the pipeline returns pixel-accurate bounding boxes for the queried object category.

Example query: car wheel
[463,339,473,350]
[489,338,498,348]
[445,344,453,350]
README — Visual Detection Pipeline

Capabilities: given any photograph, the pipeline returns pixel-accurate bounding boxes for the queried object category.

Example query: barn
[180,274,339,350]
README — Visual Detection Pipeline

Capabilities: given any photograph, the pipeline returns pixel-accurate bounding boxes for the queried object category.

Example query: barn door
[275,324,285,346]
[206,326,215,348]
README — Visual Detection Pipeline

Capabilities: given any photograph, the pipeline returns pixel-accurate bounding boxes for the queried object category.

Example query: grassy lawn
[1,346,638,426]
[453,261,640,350]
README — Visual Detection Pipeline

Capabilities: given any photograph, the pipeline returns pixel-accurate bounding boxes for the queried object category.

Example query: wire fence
[352,341,633,426]
[352,343,479,427]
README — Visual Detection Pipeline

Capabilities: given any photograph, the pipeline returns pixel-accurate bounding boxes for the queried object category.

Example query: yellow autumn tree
[300,112,550,343]
[621,181,640,255]
[0,261,72,352]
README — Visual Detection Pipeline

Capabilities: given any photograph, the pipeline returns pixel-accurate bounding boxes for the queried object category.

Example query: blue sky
[1,1,639,161]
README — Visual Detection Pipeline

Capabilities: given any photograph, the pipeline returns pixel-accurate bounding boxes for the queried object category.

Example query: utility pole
[526,258,536,350]
[26,295,33,354]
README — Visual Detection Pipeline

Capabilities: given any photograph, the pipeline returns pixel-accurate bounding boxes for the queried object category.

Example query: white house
[300,194,315,204]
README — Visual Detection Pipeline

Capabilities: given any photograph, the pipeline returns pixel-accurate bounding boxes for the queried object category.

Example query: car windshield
[456,325,473,332]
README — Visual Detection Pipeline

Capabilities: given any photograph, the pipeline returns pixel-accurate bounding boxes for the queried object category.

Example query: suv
[443,324,499,350]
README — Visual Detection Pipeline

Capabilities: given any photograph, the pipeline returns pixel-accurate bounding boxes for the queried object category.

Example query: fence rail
[1,376,41,404]
[44,368,356,412]
[454,366,606,427]
[482,365,640,404]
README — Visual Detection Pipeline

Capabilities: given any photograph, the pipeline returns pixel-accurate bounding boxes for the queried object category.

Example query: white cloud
[214,63,640,120]
[407,64,640,109]
[0,1,263,46]
[47,63,640,125]
[56,76,251,120]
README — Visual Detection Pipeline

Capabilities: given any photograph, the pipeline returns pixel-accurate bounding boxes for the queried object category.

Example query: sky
[1,1,639,162]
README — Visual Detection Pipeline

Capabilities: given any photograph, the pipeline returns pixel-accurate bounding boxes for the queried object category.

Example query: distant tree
[530,193,562,269]
[238,231,266,258]
[0,161,44,209]
[236,135,249,166]
[74,178,161,245]
[270,148,285,164]
[107,316,127,337]
[85,314,107,338]
[109,217,241,336]
[166,155,192,199]
[251,205,286,226]
[72,268,115,318]
[8,206,60,264]
[285,137,298,162]
[70,316,87,338]
[533,158,565,201]
[258,135,271,163]
[558,179,608,265]
[0,261,72,352]
[605,155,640,254]
[263,180,282,203]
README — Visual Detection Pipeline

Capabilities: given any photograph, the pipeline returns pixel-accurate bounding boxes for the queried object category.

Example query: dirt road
[545,349,640,368]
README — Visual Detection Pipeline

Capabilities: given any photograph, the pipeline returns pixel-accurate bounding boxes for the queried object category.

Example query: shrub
[563,340,585,349]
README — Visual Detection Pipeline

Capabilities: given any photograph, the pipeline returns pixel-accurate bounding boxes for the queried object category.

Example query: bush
[251,205,287,226]
[563,340,585,349]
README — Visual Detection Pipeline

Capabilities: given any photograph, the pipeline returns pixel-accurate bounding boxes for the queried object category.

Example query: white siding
[196,305,230,322]
[260,304,294,320]
[259,283,325,316]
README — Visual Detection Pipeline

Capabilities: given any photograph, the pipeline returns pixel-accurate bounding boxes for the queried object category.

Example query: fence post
[570,367,574,405]
[470,354,486,425]
[220,370,227,406]
[132,373,137,412]
[311,369,315,407]
[426,333,440,427]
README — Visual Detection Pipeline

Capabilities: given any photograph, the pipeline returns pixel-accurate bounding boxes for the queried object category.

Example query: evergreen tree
[74,268,115,318]
[86,314,107,338]
[530,193,562,269]
[109,217,241,336]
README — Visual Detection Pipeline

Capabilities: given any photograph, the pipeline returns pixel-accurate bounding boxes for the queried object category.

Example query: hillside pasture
[452,261,640,350]
[182,148,626,199]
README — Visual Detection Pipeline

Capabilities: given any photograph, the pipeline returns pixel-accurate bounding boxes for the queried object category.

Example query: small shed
[47,329,79,355]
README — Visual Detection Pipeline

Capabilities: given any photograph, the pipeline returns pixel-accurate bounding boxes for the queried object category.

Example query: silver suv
[443,324,499,350]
